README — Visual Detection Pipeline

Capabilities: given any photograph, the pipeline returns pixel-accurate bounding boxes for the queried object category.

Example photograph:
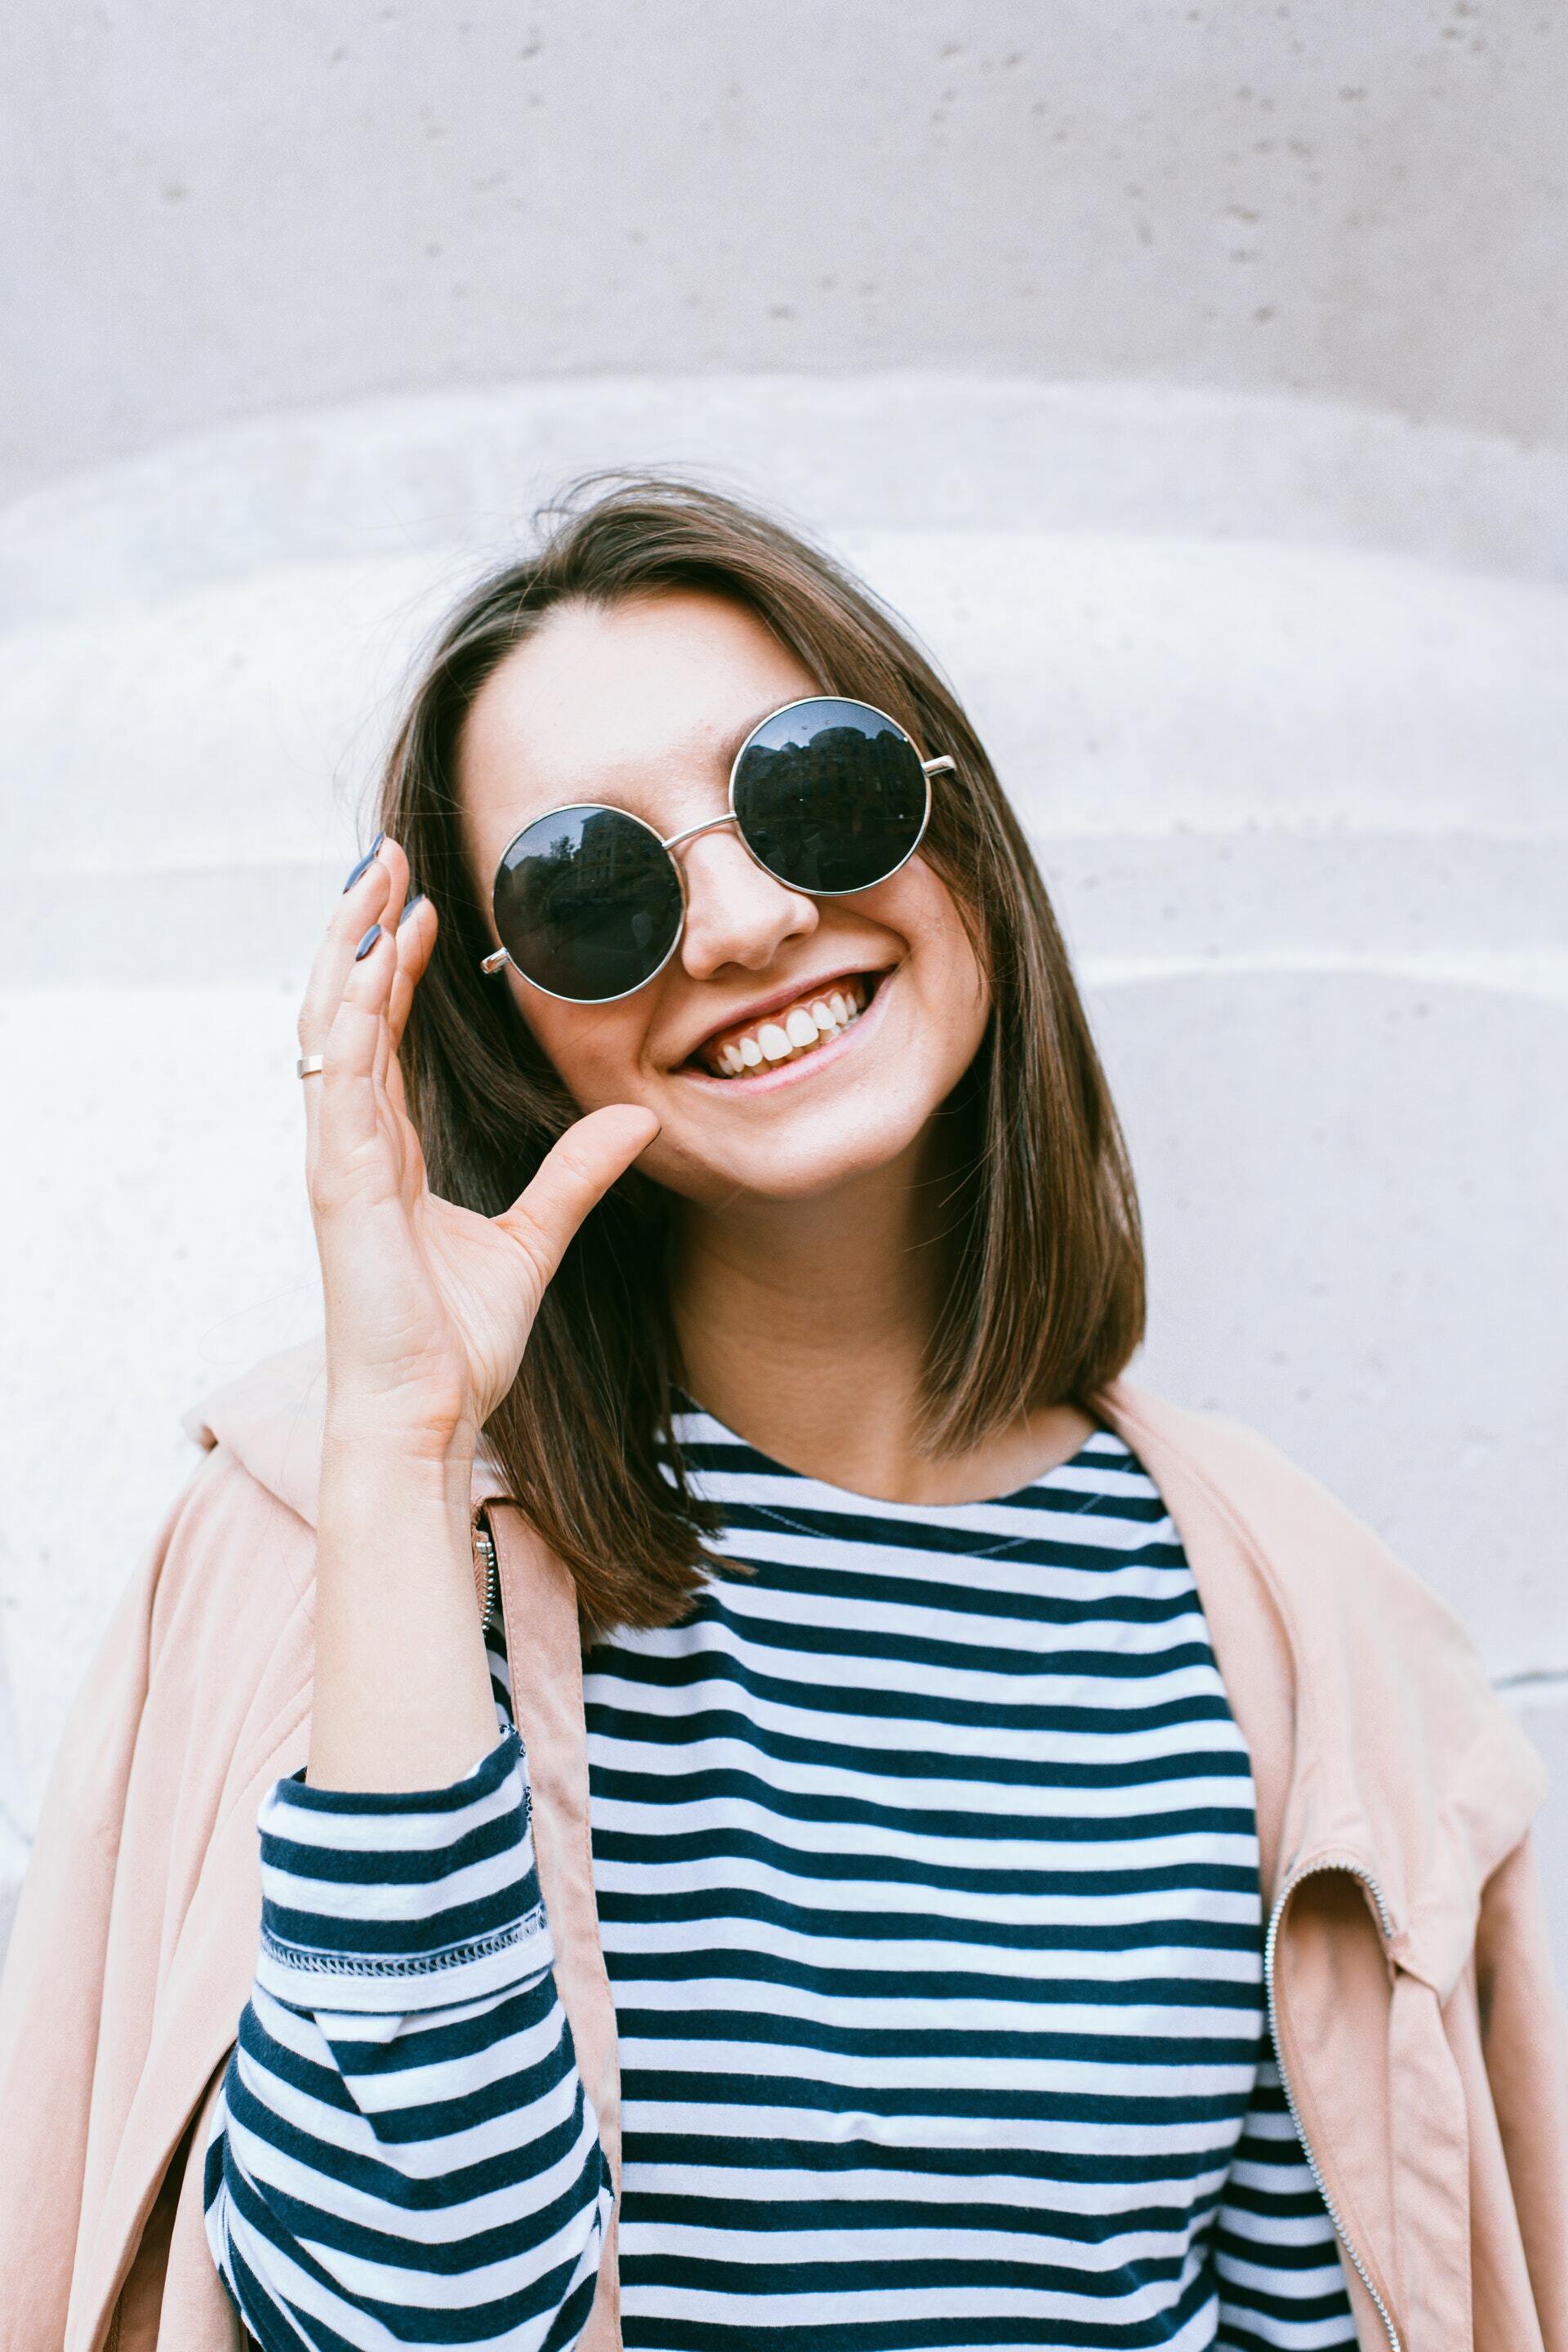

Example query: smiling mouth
[686,971,884,1080]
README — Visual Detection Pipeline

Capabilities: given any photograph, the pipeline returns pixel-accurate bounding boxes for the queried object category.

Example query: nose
[674,817,818,980]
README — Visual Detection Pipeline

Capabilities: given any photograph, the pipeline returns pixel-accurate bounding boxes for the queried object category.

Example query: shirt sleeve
[203,1705,611,2351]
[1212,2049,1361,2349]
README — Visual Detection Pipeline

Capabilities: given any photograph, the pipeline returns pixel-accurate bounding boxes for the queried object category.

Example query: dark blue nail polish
[398,893,427,928]
[341,831,385,892]
[354,923,382,960]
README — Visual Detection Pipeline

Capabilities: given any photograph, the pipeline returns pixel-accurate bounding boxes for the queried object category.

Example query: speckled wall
[2,4,1565,1972]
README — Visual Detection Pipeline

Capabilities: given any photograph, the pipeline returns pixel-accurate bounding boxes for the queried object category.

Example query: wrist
[319,1426,477,1516]
[322,1392,475,1463]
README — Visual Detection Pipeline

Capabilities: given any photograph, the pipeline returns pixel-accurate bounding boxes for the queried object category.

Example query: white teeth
[704,977,878,1076]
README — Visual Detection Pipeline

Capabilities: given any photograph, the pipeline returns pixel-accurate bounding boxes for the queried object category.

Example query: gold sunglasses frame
[478,695,956,1005]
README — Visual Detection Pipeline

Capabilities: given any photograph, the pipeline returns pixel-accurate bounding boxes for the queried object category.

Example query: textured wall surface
[2,5,1565,1976]
[6,0,1568,491]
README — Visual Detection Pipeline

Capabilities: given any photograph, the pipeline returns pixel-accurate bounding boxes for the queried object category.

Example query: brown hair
[378,473,1145,1637]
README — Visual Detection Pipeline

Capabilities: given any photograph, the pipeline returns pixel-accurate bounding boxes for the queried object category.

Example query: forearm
[309,1432,498,1791]
[206,1722,610,2349]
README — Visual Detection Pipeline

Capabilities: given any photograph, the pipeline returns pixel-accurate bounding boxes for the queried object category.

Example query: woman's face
[457,588,991,1208]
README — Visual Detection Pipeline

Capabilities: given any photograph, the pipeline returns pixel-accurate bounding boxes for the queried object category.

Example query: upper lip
[678,964,890,1064]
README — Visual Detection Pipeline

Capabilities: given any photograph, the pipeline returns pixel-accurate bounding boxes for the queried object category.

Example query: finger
[299,839,410,1201]
[384,1021,413,1129]
[369,865,412,1090]
[308,933,408,1207]
[296,835,394,1141]
[380,891,434,1085]
[297,862,390,1175]
[297,836,403,1058]
[494,1105,662,1298]
[381,898,435,1134]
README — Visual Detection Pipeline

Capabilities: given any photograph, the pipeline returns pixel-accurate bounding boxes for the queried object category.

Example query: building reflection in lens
[735,701,924,892]
[496,806,682,996]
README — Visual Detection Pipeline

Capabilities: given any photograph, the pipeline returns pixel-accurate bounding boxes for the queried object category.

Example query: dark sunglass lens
[492,806,683,1000]
[733,699,928,893]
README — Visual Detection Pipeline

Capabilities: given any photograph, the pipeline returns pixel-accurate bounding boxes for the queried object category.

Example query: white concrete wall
[2,6,1565,1967]
[6,2,1568,489]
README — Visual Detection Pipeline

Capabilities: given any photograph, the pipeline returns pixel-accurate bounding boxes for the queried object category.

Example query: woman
[2,478,1563,2352]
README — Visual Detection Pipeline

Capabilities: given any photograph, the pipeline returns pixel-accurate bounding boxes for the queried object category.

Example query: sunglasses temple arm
[922,755,956,777]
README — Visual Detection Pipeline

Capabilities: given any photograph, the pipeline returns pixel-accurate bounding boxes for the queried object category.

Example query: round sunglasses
[479,695,956,1004]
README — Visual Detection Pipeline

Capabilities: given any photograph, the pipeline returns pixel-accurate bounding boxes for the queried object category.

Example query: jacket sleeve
[1211,2050,1360,2349]
[1468,1824,1568,2347]
[0,1455,200,2351]
[203,1717,612,2350]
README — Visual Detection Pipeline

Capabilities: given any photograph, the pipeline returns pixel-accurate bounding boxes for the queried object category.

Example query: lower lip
[678,969,896,1095]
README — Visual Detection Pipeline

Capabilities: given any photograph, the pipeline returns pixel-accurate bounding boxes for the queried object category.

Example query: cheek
[506,989,651,1107]
[900,864,990,1028]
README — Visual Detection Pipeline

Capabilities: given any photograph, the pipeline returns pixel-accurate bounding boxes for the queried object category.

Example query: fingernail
[341,831,385,892]
[398,893,427,928]
[354,923,382,960]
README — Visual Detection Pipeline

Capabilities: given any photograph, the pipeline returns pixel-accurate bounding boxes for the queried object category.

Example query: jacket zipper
[474,1516,499,1624]
[1263,1858,1402,2352]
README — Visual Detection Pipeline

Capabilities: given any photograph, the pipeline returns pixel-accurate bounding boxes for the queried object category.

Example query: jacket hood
[181,1332,507,1529]
[181,1334,330,1526]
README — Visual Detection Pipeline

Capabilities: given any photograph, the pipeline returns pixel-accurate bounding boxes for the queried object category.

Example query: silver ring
[296,1054,324,1080]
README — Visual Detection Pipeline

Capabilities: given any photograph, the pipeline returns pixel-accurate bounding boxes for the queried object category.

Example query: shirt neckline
[667,1384,1121,1517]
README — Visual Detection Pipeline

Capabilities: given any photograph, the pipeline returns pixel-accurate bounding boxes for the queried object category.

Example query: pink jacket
[1,1335,1564,2352]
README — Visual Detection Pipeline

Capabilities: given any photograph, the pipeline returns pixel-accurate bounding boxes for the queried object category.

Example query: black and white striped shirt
[206,1405,1358,2348]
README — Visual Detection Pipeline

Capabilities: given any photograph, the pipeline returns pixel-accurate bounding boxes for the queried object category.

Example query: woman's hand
[297,834,659,1464]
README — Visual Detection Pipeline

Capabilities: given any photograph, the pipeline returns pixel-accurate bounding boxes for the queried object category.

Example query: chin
[653,1089,951,1206]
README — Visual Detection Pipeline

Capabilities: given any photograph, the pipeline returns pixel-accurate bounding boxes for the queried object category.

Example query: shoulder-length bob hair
[380,474,1145,1637]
